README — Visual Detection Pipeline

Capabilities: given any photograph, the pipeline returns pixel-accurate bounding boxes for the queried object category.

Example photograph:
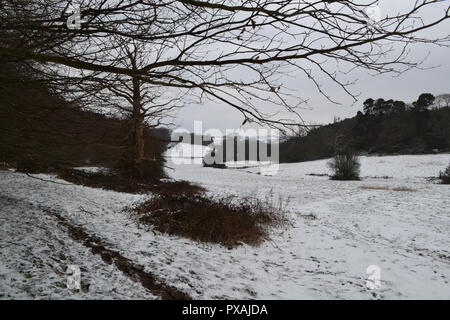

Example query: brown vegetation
[360,186,416,192]
[392,187,417,192]
[58,168,290,248]
[130,193,291,248]
[57,168,205,196]
[360,186,390,191]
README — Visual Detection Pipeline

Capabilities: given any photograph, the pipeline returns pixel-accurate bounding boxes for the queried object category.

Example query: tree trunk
[132,77,145,180]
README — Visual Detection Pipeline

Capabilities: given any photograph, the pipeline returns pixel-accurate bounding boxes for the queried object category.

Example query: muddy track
[41,207,191,300]
[1,194,191,300]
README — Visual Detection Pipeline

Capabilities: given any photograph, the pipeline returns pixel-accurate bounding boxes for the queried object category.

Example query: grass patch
[360,186,416,192]
[298,213,317,220]
[360,186,390,191]
[130,193,291,248]
[306,173,330,177]
[392,187,416,192]
[57,168,205,196]
[368,176,393,180]
[203,162,227,169]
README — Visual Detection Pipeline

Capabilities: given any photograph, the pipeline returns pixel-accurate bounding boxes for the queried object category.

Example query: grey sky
[173,1,450,133]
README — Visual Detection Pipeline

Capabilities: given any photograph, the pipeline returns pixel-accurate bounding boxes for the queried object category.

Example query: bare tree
[1,0,450,177]
[70,41,186,178]
[435,94,450,109]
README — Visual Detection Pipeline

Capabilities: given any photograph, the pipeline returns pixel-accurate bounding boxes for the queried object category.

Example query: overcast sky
[172,1,450,134]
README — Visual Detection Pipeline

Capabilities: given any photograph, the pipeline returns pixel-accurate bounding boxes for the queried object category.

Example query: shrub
[130,193,291,248]
[58,168,205,195]
[112,154,167,182]
[328,152,361,180]
[439,163,450,184]
[15,155,63,174]
[202,160,227,169]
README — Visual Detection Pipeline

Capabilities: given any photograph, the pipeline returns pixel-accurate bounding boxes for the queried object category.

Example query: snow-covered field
[1,150,449,299]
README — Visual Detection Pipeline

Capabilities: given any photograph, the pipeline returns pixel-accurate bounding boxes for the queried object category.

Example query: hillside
[0,63,170,172]
[280,107,450,163]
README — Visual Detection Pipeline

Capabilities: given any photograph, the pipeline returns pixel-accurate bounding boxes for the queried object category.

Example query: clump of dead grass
[360,186,416,192]
[130,193,291,248]
[392,187,416,192]
[360,186,390,191]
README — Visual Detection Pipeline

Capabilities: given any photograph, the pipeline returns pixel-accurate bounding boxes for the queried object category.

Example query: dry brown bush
[360,186,416,192]
[130,193,291,248]
[392,187,416,192]
[360,186,390,191]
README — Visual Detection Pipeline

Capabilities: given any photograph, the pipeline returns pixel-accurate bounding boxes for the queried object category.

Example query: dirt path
[0,194,190,300]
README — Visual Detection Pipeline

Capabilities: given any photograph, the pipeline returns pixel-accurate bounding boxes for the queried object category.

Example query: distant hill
[280,107,450,163]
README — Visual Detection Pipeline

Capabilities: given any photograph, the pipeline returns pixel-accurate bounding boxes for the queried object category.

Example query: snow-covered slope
[167,153,450,299]
[1,153,449,299]
[166,142,210,159]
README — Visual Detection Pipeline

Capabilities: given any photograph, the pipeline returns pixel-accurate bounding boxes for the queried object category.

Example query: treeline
[360,93,449,115]
[0,62,170,175]
[280,93,450,163]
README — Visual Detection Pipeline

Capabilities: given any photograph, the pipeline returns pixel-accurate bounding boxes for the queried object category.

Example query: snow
[166,142,210,160]
[0,194,155,299]
[1,153,449,299]
[74,167,110,174]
